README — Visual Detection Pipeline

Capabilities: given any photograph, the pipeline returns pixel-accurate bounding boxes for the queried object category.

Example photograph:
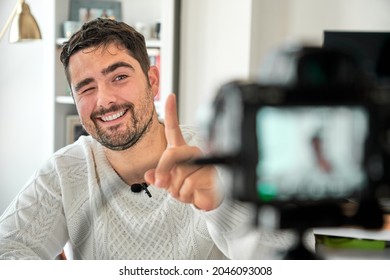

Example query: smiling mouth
[100,109,127,122]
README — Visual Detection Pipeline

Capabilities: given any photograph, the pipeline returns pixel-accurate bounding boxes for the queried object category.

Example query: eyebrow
[73,62,135,93]
[101,61,135,76]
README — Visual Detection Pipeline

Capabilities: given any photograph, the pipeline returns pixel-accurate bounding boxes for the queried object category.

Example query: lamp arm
[0,2,19,41]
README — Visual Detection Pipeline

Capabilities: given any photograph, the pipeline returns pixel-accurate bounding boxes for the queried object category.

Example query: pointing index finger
[164,93,186,147]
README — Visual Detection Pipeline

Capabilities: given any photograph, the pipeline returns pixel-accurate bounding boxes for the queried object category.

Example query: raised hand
[144,94,222,211]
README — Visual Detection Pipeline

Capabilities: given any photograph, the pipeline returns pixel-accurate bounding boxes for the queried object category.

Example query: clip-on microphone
[131,182,152,198]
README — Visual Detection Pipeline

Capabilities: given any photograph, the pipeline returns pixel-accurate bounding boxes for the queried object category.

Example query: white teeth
[101,110,125,122]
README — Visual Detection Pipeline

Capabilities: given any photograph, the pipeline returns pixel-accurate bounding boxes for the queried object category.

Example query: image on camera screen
[256,106,368,203]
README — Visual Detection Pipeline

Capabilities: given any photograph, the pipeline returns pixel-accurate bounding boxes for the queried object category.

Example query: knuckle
[183,176,196,189]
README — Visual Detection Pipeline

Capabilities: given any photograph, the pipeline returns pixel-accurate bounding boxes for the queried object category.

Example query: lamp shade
[9,1,41,43]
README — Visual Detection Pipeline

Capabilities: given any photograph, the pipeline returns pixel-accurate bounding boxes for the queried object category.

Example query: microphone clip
[131,182,152,198]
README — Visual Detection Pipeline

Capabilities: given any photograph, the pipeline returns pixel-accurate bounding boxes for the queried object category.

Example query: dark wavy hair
[60,18,150,85]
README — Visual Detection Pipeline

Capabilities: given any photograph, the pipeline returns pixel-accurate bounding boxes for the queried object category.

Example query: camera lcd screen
[256,106,368,202]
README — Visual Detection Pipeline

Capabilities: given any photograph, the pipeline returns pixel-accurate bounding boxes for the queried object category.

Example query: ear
[148,66,160,98]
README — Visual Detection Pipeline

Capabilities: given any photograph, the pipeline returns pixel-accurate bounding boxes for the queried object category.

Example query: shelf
[56,37,68,46]
[56,95,74,104]
[146,39,161,48]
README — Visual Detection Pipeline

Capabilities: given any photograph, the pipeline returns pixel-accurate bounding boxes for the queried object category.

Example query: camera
[198,44,388,233]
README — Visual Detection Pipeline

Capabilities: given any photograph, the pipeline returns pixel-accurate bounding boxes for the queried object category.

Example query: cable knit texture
[0,126,255,260]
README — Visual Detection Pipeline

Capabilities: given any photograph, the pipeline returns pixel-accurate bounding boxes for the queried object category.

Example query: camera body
[204,46,389,229]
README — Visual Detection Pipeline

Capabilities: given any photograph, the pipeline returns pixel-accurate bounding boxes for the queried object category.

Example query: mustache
[91,102,134,119]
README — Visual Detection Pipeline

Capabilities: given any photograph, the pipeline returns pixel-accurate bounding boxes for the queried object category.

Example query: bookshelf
[53,0,179,151]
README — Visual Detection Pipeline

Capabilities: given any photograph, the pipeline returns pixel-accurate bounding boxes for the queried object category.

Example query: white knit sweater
[0,126,256,260]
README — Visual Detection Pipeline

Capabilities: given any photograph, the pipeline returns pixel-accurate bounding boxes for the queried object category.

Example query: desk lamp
[0,0,41,43]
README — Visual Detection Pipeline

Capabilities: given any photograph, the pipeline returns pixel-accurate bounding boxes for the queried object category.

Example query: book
[147,47,161,101]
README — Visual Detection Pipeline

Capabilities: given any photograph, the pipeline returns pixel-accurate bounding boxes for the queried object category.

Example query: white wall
[288,0,390,44]
[0,0,55,214]
[250,0,390,72]
[179,0,390,126]
[249,0,290,80]
[179,0,253,126]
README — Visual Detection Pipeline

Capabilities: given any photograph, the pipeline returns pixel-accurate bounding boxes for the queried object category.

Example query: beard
[83,92,155,151]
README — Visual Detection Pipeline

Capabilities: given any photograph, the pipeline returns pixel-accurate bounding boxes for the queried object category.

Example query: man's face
[68,43,158,150]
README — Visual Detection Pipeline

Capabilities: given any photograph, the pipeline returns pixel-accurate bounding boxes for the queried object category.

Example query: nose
[96,85,117,108]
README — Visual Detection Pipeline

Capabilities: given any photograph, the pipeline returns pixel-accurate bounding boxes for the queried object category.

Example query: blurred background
[0,0,390,215]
